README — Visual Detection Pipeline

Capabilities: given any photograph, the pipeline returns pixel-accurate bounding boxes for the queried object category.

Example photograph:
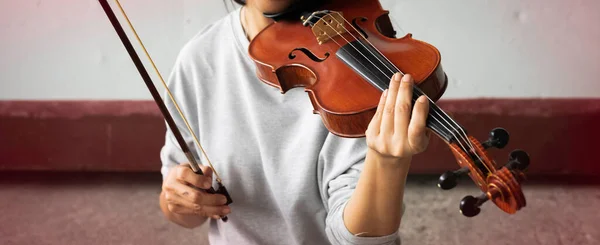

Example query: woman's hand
[162,164,230,220]
[365,73,431,163]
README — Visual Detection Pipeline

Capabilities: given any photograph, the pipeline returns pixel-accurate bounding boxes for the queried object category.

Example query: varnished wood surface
[248,0,446,137]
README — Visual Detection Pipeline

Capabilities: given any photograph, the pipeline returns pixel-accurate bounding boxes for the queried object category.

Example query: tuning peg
[460,193,489,217]
[482,127,510,149]
[505,149,530,171]
[438,167,470,190]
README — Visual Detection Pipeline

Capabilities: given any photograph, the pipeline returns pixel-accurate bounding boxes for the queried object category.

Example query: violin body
[249,0,447,137]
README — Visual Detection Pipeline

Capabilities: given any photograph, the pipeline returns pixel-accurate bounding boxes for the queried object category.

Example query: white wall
[1,0,598,100]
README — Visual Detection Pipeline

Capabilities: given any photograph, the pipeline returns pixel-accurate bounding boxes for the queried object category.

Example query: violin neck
[420,96,467,144]
[335,39,466,144]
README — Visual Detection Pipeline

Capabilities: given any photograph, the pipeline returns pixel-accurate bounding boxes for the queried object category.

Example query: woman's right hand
[162,164,231,220]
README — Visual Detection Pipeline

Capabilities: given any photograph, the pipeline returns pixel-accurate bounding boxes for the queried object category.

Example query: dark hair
[233,0,245,5]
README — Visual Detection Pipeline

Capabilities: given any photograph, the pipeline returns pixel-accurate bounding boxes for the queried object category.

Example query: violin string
[114,0,223,183]
[333,12,482,155]
[329,13,487,168]
[331,17,478,149]
[329,16,471,144]
[310,25,462,139]
[332,14,483,161]
[314,13,486,169]
[312,17,470,150]
[326,12,490,171]
[312,23,467,152]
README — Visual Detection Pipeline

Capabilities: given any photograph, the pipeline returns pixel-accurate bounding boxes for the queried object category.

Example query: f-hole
[289,48,330,62]
[351,17,369,39]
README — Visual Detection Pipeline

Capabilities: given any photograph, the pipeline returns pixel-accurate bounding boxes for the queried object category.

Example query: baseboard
[1,99,599,176]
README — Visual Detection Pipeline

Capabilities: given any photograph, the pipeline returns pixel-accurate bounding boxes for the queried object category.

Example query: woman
[158,0,430,244]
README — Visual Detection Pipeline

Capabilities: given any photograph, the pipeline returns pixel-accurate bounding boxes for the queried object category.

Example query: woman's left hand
[365,73,431,163]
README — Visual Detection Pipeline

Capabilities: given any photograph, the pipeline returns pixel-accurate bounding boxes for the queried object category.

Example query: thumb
[180,162,213,177]
[199,165,213,178]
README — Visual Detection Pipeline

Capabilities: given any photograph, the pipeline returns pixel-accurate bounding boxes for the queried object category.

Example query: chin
[253,0,297,14]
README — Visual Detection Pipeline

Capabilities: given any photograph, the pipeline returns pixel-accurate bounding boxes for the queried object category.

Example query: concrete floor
[0,172,598,245]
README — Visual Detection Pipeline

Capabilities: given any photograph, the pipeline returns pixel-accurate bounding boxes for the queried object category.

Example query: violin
[98,0,529,220]
[248,0,530,217]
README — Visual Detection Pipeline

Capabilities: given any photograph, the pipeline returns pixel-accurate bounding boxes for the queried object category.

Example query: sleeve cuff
[326,201,404,245]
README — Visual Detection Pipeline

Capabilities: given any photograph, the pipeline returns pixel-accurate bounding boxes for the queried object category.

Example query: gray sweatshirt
[159,6,402,245]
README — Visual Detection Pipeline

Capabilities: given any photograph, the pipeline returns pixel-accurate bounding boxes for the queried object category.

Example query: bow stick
[98,0,233,222]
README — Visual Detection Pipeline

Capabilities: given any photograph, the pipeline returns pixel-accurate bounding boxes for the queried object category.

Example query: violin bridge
[302,11,347,45]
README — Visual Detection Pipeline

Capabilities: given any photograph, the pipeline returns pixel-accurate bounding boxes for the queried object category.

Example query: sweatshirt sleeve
[319,134,404,245]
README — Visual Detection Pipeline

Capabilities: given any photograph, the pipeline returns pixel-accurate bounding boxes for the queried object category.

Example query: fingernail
[223,207,230,214]
[394,73,402,81]
[221,197,228,204]
[419,96,427,103]
[402,74,411,82]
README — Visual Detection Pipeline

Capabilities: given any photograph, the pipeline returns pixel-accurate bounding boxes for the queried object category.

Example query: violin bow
[98,0,233,221]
